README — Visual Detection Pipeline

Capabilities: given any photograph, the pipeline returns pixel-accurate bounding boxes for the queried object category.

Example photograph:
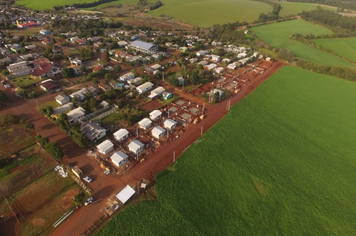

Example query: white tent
[116,185,136,204]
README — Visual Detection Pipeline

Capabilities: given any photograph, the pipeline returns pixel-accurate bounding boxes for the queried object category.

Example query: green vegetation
[97,66,356,235]
[314,37,356,62]
[279,2,335,16]
[149,0,272,27]
[16,0,101,10]
[252,19,355,67]
[11,75,41,87]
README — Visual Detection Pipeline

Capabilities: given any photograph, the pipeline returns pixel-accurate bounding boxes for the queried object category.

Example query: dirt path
[0,61,284,236]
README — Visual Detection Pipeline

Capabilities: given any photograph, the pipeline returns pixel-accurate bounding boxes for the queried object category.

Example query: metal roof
[138,118,152,128]
[149,110,162,119]
[116,185,135,204]
[163,119,177,129]
[130,40,156,51]
[151,126,165,138]
[113,128,129,140]
[96,140,114,152]
[128,140,144,151]
[110,151,128,166]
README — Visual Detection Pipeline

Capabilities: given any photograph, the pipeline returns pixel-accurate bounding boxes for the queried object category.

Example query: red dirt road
[0,61,284,236]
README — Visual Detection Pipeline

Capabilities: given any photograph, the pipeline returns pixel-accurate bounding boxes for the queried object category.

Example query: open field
[11,75,41,88]
[97,66,356,235]
[314,37,356,63]
[252,20,355,67]
[16,0,100,10]
[149,0,272,27]
[279,2,335,16]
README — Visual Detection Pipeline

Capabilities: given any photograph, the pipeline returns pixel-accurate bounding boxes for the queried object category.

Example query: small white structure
[127,77,142,85]
[211,55,221,63]
[71,58,82,66]
[148,86,165,99]
[116,185,135,204]
[128,140,145,155]
[67,107,85,123]
[136,82,153,94]
[151,126,166,139]
[214,67,224,74]
[149,110,162,121]
[55,94,70,105]
[119,72,135,82]
[138,118,152,130]
[110,151,128,167]
[163,119,177,130]
[96,140,114,155]
[113,129,129,142]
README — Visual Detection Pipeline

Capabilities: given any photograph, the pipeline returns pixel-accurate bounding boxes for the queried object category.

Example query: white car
[103,170,110,175]
[83,176,92,183]
[84,197,93,206]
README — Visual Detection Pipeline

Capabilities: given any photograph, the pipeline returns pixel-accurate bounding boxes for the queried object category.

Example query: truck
[72,166,83,178]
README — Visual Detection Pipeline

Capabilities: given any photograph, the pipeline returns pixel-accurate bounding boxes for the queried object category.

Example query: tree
[114,65,121,72]
[73,191,85,207]
[101,51,110,65]
[70,126,86,148]
[92,78,99,85]
[62,67,75,78]
[0,91,8,106]
[45,142,64,161]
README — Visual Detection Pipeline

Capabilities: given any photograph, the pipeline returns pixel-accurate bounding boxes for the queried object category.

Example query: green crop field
[314,37,356,63]
[97,66,356,235]
[279,2,335,17]
[252,20,355,67]
[16,0,100,10]
[148,0,272,27]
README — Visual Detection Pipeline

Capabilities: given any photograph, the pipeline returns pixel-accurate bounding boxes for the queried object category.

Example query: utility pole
[200,126,203,136]
[162,72,164,81]
[202,103,205,115]
[35,99,39,110]
[173,151,175,163]
[182,79,184,91]
[136,127,138,138]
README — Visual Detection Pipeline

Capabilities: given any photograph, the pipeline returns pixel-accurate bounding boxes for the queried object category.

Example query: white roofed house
[128,140,145,155]
[151,126,166,139]
[80,121,106,142]
[110,151,128,167]
[136,82,153,94]
[149,110,162,121]
[67,107,85,124]
[163,118,177,130]
[119,72,135,82]
[148,86,165,99]
[55,94,70,105]
[97,140,114,155]
[214,67,224,74]
[7,61,31,76]
[127,77,142,85]
[130,40,158,55]
[138,118,152,130]
[211,55,221,63]
[113,128,129,142]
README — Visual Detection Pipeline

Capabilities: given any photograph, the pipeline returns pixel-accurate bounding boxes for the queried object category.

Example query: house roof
[80,121,106,141]
[151,126,165,137]
[96,140,114,152]
[149,110,162,119]
[110,151,128,165]
[138,118,152,128]
[116,185,135,204]
[137,82,153,92]
[93,65,103,72]
[39,80,57,90]
[67,107,85,121]
[151,86,165,96]
[53,103,73,116]
[32,58,50,66]
[31,63,53,76]
[128,140,144,151]
[55,94,69,102]
[114,129,129,141]
[163,118,177,128]
[130,40,157,51]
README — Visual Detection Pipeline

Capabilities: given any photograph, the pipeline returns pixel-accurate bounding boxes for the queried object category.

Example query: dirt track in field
[0,61,284,236]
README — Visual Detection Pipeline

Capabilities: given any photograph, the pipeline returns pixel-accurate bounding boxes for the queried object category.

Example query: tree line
[53,0,116,10]
[288,0,356,11]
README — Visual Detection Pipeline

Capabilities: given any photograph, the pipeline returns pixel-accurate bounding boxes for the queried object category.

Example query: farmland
[148,0,272,27]
[279,2,335,17]
[97,66,356,235]
[16,0,101,10]
[251,20,355,67]
[314,37,356,63]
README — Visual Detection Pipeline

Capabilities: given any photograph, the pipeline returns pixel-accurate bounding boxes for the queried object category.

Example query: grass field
[16,0,100,10]
[148,0,272,27]
[11,75,41,87]
[252,20,355,67]
[279,2,335,17]
[97,66,356,235]
[314,37,356,63]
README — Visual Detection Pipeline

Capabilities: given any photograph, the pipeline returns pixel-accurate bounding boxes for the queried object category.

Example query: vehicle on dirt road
[84,197,93,206]
[83,176,92,183]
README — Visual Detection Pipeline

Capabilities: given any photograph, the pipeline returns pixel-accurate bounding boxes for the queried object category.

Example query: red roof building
[92,65,103,72]
[31,63,53,78]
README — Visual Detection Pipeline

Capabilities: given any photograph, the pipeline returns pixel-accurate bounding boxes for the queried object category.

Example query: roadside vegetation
[97,66,356,235]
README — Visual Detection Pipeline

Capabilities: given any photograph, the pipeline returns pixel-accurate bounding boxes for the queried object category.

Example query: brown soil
[141,100,162,110]
[59,189,79,209]
[8,165,24,174]
[31,218,45,226]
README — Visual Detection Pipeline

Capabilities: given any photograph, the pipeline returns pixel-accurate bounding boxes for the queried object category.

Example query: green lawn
[314,37,356,63]
[149,0,272,27]
[16,0,100,10]
[11,75,41,87]
[279,2,335,17]
[97,66,356,235]
[252,19,355,67]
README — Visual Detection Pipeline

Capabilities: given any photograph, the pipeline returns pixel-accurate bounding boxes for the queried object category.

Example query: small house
[110,151,128,167]
[119,72,135,82]
[98,82,111,92]
[113,129,129,142]
[151,126,166,139]
[162,91,172,100]
[67,106,85,123]
[148,86,165,99]
[96,140,114,155]
[80,121,106,141]
[163,119,177,130]
[55,94,70,105]
[149,110,162,121]
[128,140,145,155]
[136,82,153,94]
[138,118,152,130]
[39,79,59,92]
[40,29,51,35]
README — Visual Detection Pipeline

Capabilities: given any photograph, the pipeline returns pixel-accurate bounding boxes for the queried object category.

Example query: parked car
[84,197,93,206]
[103,170,110,175]
[83,176,92,183]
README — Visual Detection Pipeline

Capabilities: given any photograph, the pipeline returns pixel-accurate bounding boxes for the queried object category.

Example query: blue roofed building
[130,40,158,55]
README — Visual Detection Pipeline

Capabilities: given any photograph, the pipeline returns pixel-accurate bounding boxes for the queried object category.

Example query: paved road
[0,61,284,236]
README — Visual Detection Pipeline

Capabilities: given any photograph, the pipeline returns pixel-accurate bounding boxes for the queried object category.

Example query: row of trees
[37,135,64,161]
[289,0,356,11]
[53,0,116,10]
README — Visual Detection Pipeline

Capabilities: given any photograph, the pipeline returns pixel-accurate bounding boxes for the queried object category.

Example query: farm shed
[110,151,128,167]
[116,185,136,204]
[96,140,114,155]
[130,40,158,55]
[55,94,70,105]
[149,87,165,99]
[128,140,145,155]
[113,128,129,142]
[163,119,177,130]
[149,110,162,121]
[138,118,152,130]
[151,126,166,139]
[136,82,153,94]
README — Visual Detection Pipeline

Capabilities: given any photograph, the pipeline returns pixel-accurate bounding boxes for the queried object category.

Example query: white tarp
[116,185,136,204]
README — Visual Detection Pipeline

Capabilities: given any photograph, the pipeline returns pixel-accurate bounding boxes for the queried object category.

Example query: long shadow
[80,164,95,175]
[92,184,116,200]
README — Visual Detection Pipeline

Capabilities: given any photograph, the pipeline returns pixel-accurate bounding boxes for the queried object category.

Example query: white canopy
[116,185,135,204]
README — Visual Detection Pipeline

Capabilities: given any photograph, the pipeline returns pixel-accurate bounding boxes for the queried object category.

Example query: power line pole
[200,126,203,136]
[202,103,205,114]
[173,151,175,163]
